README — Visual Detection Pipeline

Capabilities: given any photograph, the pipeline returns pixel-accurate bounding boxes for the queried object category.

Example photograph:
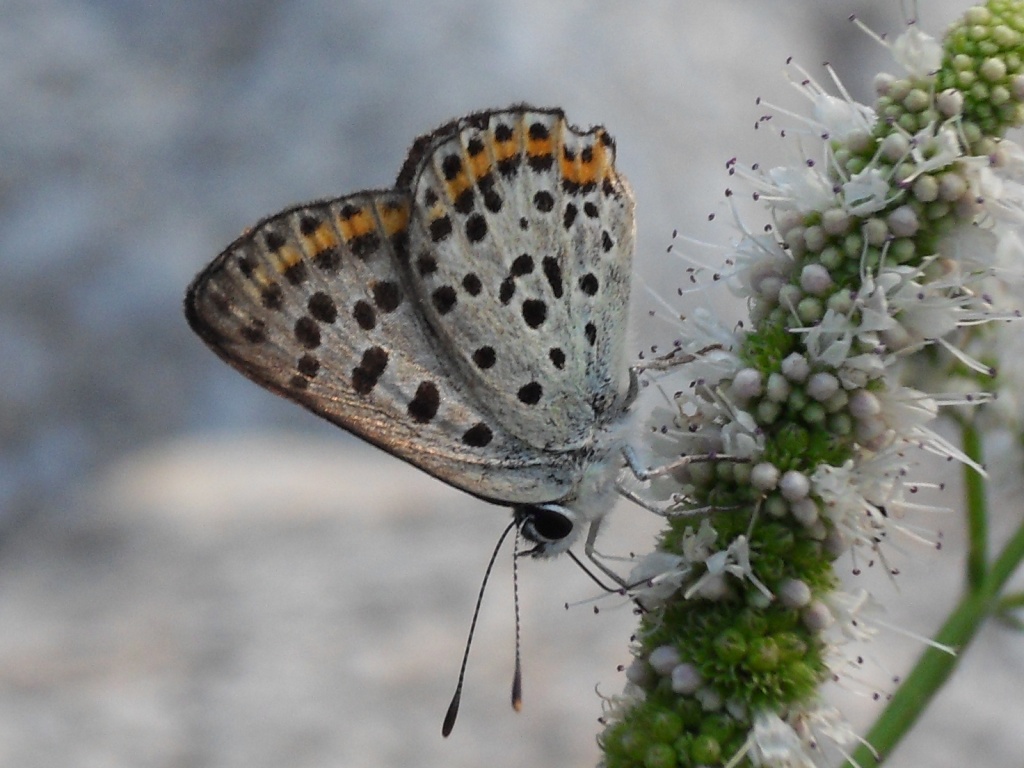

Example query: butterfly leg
[614,481,670,515]
[621,444,744,482]
[581,518,631,589]
[619,365,641,412]
[617,446,747,516]
[621,347,699,412]
[630,343,724,376]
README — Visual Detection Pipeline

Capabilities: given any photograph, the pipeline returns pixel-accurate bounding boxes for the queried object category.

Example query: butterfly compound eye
[515,504,574,544]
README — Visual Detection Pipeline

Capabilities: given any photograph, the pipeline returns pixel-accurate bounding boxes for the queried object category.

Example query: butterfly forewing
[402,107,636,452]
[186,189,582,505]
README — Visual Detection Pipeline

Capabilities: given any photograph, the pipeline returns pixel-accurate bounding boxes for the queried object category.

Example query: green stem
[846,515,1024,766]
[997,591,1024,610]
[961,421,988,589]
[996,591,1024,630]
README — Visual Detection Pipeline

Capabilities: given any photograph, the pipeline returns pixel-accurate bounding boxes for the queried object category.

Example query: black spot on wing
[241,321,267,344]
[352,300,376,330]
[563,203,577,229]
[465,214,487,243]
[264,231,286,253]
[511,254,534,276]
[499,278,515,304]
[462,422,493,447]
[261,284,283,310]
[297,354,320,378]
[579,273,599,296]
[542,257,563,298]
[522,299,547,328]
[308,292,337,323]
[533,191,554,212]
[473,346,496,369]
[430,215,453,242]
[417,253,438,275]
[294,317,321,349]
[477,174,503,212]
[350,233,381,259]
[283,260,308,286]
[517,382,542,405]
[442,154,462,180]
[408,381,440,423]
[432,285,457,315]
[372,281,402,312]
[314,246,341,271]
[352,346,388,395]
[462,273,482,296]
[453,189,474,215]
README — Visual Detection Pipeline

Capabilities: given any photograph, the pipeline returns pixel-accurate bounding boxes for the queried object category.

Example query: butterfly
[185,105,636,563]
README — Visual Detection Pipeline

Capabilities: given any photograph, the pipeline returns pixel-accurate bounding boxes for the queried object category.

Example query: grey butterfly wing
[185,190,582,505]
[399,106,635,452]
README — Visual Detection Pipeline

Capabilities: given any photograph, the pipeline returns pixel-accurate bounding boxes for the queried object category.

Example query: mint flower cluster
[600,4,1024,767]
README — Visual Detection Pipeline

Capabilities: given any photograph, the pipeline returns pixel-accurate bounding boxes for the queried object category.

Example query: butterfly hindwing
[185,189,582,505]
[401,107,636,452]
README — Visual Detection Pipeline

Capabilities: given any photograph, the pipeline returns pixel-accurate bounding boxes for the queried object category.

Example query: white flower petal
[891,27,943,78]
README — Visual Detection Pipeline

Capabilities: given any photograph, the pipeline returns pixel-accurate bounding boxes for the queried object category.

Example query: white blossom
[842,167,894,215]
[745,710,817,768]
[684,534,773,602]
[890,27,944,79]
[765,166,837,213]
[811,92,877,143]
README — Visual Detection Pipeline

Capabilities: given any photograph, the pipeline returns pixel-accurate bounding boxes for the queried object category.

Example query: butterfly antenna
[442,518,518,737]
[511,525,523,713]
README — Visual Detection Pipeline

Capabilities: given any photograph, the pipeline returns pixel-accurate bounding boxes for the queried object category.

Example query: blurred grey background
[3,1,1021,766]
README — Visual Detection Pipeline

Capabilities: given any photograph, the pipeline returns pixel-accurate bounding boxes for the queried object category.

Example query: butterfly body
[186,105,635,555]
